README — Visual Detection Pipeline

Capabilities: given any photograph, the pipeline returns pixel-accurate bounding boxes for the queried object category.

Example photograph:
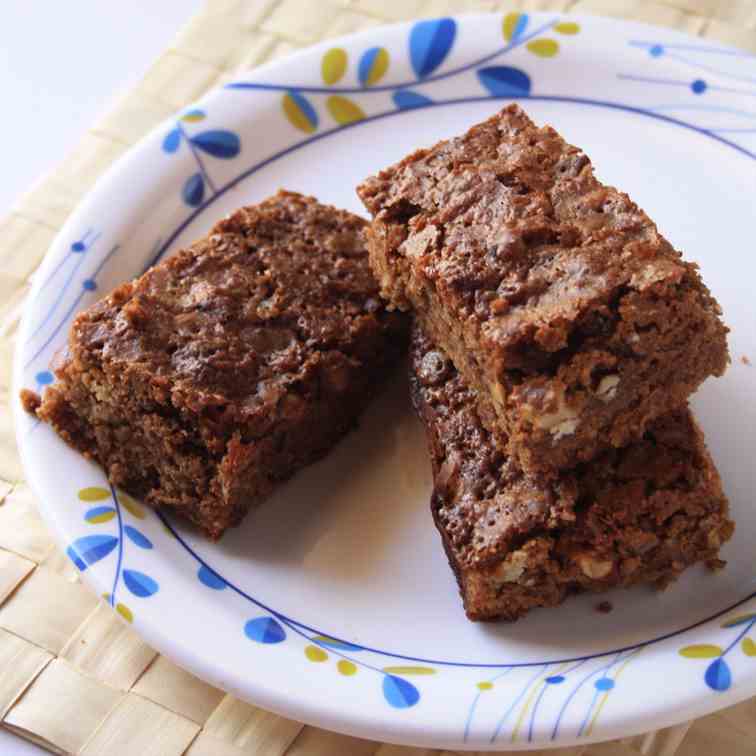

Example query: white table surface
[0,3,201,752]
[0,0,202,217]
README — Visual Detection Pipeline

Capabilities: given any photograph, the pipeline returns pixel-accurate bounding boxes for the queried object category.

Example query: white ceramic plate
[13,12,756,751]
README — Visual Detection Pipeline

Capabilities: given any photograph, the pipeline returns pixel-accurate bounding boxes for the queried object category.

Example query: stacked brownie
[358,104,733,620]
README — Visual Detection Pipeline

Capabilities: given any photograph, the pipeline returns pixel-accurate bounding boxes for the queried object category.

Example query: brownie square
[25,191,407,539]
[358,104,728,476]
[409,324,733,621]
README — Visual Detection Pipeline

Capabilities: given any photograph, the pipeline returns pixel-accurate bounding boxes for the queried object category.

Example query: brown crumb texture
[30,191,408,539]
[742,355,751,366]
[19,389,41,415]
[409,324,733,621]
[360,104,729,476]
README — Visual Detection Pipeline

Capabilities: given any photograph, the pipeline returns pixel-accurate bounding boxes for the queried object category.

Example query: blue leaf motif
[283,91,319,133]
[183,173,204,207]
[66,547,86,571]
[409,18,456,78]
[67,535,118,571]
[162,128,181,153]
[124,525,153,550]
[198,565,227,590]
[123,569,159,598]
[382,675,420,708]
[393,90,433,109]
[705,658,731,691]
[477,66,532,97]
[244,616,286,644]
[190,130,240,158]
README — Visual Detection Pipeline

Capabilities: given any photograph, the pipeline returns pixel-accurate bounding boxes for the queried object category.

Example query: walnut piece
[576,553,613,579]
[491,549,529,584]
[535,396,580,441]
[596,374,620,403]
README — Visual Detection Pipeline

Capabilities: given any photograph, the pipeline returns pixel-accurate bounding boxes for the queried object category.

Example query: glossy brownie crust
[25,191,407,539]
[359,104,728,476]
[409,325,733,621]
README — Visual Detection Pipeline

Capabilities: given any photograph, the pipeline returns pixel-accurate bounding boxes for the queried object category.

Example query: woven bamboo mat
[1,1,756,754]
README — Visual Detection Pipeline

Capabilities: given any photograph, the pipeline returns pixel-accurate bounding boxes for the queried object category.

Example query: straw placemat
[1,1,755,754]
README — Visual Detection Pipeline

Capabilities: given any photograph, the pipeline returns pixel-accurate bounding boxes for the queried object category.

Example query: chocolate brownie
[410,325,733,621]
[25,191,407,539]
[359,105,729,476]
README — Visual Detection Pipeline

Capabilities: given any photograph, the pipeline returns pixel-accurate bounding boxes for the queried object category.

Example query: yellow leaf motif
[364,48,389,86]
[742,638,756,656]
[382,666,436,675]
[679,644,723,659]
[477,681,493,691]
[282,93,317,134]
[337,660,357,676]
[86,510,116,524]
[116,603,133,623]
[502,12,524,42]
[555,22,580,35]
[322,48,348,85]
[305,645,328,662]
[312,635,341,645]
[78,487,110,502]
[119,493,145,519]
[721,613,756,628]
[527,39,559,58]
[326,96,365,125]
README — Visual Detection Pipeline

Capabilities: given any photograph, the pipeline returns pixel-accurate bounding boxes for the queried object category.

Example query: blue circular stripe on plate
[160,510,756,669]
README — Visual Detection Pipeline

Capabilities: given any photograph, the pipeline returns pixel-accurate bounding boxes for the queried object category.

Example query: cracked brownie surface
[359,104,729,476]
[24,191,407,539]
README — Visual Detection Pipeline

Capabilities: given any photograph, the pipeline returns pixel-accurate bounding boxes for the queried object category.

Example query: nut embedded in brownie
[358,104,729,477]
[25,190,408,539]
[409,324,733,621]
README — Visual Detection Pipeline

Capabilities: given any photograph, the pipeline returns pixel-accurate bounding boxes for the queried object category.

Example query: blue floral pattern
[161,109,241,207]
[619,40,756,136]
[228,13,568,133]
[679,613,756,692]
[67,486,159,623]
[24,235,120,383]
